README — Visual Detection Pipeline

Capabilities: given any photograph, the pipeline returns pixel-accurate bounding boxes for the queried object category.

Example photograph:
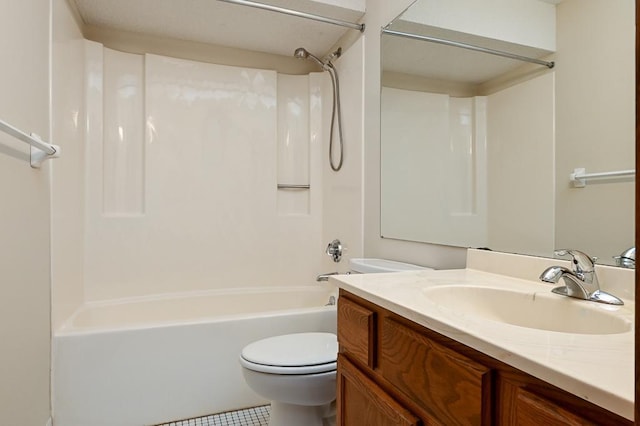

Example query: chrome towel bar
[0,118,60,168]
[570,167,635,187]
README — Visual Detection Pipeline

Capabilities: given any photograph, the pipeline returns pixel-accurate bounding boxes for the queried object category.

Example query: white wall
[363,0,468,269]
[0,0,51,424]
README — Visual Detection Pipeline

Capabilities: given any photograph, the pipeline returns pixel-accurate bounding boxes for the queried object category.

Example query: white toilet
[239,259,429,426]
[239,332,338,426]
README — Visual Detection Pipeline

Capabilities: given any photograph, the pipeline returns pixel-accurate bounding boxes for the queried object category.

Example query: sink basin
[423,285,631,335]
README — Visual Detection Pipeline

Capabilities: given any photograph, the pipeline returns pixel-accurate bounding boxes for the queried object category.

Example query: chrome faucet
[326,239,343,262]
[613,247,635,269]
[316,272,340,282]
[539,249,623,305]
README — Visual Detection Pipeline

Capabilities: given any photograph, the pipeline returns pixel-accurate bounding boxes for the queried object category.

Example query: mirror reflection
[380,0,635,267]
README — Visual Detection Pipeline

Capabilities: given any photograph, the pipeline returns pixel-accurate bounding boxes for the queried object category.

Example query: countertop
[331,268,634,421]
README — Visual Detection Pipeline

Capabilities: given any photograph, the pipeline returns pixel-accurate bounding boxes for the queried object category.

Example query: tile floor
[156,405,270,426]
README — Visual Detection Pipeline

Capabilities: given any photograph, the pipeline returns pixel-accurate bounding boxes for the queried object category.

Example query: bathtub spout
[316,272,339,282]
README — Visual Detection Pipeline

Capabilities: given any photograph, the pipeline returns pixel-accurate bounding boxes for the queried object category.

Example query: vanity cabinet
[336,290,632,426]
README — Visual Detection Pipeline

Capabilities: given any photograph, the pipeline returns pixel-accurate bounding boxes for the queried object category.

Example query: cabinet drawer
[337,296,375,368]
[380,317,491,425]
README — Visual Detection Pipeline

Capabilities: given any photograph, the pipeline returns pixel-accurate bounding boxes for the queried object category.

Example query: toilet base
[268,401,335,426]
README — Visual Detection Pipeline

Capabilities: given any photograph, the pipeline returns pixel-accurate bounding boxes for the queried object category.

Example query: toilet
[239,259,428,426]
[239,332,338,426]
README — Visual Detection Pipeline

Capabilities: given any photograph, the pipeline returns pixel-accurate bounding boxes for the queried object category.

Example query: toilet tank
[349,258,431,274]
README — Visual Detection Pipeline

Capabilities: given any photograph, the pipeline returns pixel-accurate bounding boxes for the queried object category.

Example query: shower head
[293,47,326,69]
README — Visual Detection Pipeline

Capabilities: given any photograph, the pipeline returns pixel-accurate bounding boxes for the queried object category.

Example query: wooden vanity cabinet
[337,290,632,426]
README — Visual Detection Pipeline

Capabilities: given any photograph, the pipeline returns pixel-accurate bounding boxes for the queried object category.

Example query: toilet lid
[241,332,337,369]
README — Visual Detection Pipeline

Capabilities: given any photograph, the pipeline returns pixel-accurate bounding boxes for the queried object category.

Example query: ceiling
[71,0,366,58]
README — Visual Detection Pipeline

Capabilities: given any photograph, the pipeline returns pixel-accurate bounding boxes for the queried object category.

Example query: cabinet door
[337,354,420,426]
[513,387,597,426]
[338,295,376,368]
[497,374,632,426]
[380,317,491,425]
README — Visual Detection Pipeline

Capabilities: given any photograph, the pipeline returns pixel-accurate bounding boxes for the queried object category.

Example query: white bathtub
[52,286,337,426]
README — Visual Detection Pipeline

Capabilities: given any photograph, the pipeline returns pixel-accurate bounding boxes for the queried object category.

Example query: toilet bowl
[239,332,338,426]
[239,259,427,425]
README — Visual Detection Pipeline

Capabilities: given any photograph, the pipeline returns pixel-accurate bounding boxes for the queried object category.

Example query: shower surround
[83,41,327,302]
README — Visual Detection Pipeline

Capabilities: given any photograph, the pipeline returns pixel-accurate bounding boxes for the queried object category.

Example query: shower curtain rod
[0,118,60,168]
[382,28,555,69]
[218,0,365,32]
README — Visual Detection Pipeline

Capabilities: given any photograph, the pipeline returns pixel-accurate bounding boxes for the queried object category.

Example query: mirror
[380,0,635,266]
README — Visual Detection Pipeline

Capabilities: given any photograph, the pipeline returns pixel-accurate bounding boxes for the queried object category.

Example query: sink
[423,285,631,335]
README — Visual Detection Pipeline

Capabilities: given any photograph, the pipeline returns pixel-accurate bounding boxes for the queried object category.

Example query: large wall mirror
[381,0,635,267]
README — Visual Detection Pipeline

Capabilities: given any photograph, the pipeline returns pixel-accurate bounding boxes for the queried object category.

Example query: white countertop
[332,268,634,421]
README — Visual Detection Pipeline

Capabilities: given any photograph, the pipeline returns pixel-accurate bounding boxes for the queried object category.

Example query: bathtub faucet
[316,272,340,282]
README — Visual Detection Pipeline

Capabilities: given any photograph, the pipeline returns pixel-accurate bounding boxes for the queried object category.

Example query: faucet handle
[554,249,596,274]
[326,239,343,263]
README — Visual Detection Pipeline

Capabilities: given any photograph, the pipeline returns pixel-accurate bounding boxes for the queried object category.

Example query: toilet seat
[240,332,338,375]
[240,358,337,375]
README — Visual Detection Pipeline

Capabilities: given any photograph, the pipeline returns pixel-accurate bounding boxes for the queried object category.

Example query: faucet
[326,239,343,262]
[613,247,635,268]
[539,249,623,305]
[316,272,340,282]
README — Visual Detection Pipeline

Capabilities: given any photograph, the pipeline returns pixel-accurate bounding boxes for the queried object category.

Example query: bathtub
[52,285,337,426]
